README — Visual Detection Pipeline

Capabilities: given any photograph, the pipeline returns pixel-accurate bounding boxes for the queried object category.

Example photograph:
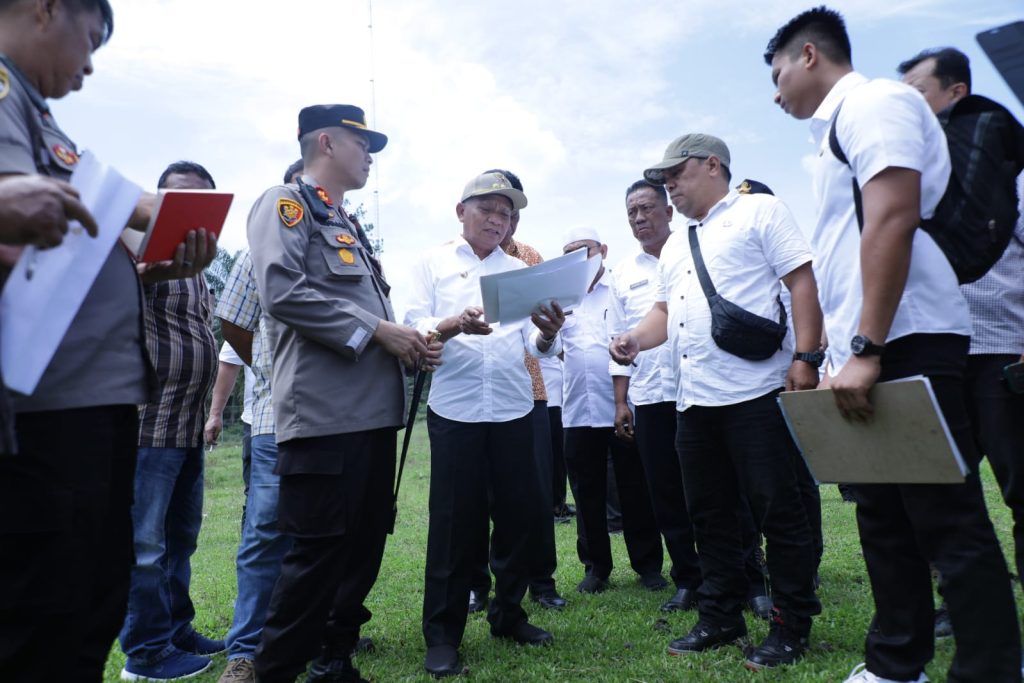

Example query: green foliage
[103,433,1021,682]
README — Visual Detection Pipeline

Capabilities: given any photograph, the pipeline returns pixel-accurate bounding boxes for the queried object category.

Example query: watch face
[850,335,866,355]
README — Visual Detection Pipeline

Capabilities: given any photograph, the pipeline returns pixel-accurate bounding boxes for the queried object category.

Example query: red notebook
[130,189,234,263]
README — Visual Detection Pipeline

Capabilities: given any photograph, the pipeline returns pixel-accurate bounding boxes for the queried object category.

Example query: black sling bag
[687,225,788,361]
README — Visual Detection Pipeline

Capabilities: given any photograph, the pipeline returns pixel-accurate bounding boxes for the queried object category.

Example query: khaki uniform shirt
[0,54,147,415]
[247,177,405,446]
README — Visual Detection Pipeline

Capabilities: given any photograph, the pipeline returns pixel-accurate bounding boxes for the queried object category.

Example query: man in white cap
[610,133,823,672]
[404,171,566,678]
[559,226,665,596]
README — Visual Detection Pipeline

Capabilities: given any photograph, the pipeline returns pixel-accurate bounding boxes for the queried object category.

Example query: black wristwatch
[793,351,825,368]
[850,334,885,357]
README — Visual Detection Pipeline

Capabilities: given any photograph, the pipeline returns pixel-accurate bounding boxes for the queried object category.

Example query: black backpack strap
[828,101,864,232]
[687,224,718,302]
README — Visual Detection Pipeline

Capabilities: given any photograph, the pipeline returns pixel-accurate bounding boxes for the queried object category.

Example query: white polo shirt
[404,237,561,423]
[560,271,616,428]
[656,191,812,411]
[809,71,971,371]
[607,248,676,406]
[218,340,254,425]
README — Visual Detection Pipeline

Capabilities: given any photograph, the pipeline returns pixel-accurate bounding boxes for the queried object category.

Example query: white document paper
[1,153,143,395]
[480,249,601,324]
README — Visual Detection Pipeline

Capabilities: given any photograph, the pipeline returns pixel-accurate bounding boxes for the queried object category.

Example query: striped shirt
[214,251,275,436]
[503,238,547,402]
[137,274,218,448]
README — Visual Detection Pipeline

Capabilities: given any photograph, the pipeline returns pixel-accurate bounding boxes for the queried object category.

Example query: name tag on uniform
[629,279,649,290]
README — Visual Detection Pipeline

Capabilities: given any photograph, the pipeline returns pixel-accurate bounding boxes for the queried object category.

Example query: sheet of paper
[777,376,968,484]
[481,248,588,322]
[1,153,143,395]
[481,249,601,325]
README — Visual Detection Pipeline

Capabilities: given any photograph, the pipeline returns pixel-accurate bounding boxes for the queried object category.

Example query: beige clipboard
[778,376,968,484]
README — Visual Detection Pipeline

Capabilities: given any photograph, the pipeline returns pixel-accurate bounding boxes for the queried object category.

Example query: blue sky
[53,0,1022,316]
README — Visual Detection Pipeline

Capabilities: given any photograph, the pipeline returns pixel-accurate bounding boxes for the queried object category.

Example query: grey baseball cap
[643,134,731,184]
[460,171,528,210]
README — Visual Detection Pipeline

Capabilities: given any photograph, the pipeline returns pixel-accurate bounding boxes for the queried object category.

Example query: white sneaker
[843,662,929,683]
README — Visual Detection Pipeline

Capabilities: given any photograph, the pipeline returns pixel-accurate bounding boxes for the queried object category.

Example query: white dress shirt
[218,340,255,425]
[607,248,676,406]
[561,271,616,428]
[539,356,563,408]
[656,191,812,411]
[809,71,972,371]
[404,238,561,423]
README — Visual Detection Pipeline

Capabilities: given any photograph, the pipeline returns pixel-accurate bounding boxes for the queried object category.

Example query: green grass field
[103,428,1020,682]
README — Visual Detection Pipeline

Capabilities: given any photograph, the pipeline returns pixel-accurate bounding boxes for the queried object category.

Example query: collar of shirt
[809,71,869,144]
[686,190,740,228]
[0,54,48,114]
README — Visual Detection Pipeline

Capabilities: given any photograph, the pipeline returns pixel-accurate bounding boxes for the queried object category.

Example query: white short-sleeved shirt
[404,238,560,423]
[539,356,563,408]
[218,340,254,425]
[560,272,616,428]
[809,72,972,370]
[656,191,812,411]
[607,248,676,406]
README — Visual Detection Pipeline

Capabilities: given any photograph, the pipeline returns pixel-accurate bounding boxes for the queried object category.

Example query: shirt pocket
[318,227,369,281]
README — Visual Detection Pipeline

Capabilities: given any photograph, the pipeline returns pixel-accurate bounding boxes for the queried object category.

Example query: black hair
[625,179,667,204]
[764,6,851,67]
[483,168,523,192]
[897,47,971,93]
[157,161,216,190]
[2,0,118,43]
[283,158,304,184]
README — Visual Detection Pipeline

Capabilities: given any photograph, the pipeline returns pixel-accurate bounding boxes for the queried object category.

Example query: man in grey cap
[610,133,823,672]
[405,171,566,678]
[247,104,442,683]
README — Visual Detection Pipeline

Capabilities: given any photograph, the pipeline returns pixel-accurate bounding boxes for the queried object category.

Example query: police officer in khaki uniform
[0,2,215,680]
[248,104,442,683]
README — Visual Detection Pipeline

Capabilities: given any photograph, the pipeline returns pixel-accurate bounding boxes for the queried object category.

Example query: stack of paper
[481,249,602,324]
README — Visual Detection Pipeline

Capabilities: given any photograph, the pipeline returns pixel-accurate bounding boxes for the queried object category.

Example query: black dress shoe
[639,572,669,591]
[660,588,697,613]
[307,655,368,682]
[743,621,808,670]
[491,620,553,646]
[748,595,774,620]
[667,620,747,655]
[531,591,568,610]
[467,590,488,614]
[576,575,609,594]
[424,645,463,678]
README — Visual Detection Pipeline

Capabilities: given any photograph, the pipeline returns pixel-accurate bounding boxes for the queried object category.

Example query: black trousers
[965,353,1024,584]
[633,402,702,589]
[676,389,819,633]
[549,406,568,507]
[254,428,396,683]
[469,401,559,597]
[0,405,138,683]
[422,410,546,647]
[563,426,662,580]
[853,335,1020,682]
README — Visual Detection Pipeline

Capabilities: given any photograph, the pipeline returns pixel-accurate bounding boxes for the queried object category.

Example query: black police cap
[297,104,388,153]
[736,178,775,196]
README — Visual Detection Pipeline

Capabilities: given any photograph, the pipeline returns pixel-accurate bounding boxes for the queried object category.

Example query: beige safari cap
[460,171,528,211]
[643,133,731,184]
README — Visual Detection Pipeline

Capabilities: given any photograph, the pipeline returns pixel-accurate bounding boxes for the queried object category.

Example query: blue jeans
[226,434,292,660]
[119,446,205,664]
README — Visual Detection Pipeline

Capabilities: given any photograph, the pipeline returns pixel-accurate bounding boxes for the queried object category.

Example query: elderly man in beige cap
[610,134,824,672]
[404,171,566,678]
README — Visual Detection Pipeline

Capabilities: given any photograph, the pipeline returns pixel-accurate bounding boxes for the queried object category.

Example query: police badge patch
[0,66,9,102]
[277,198,304,228]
